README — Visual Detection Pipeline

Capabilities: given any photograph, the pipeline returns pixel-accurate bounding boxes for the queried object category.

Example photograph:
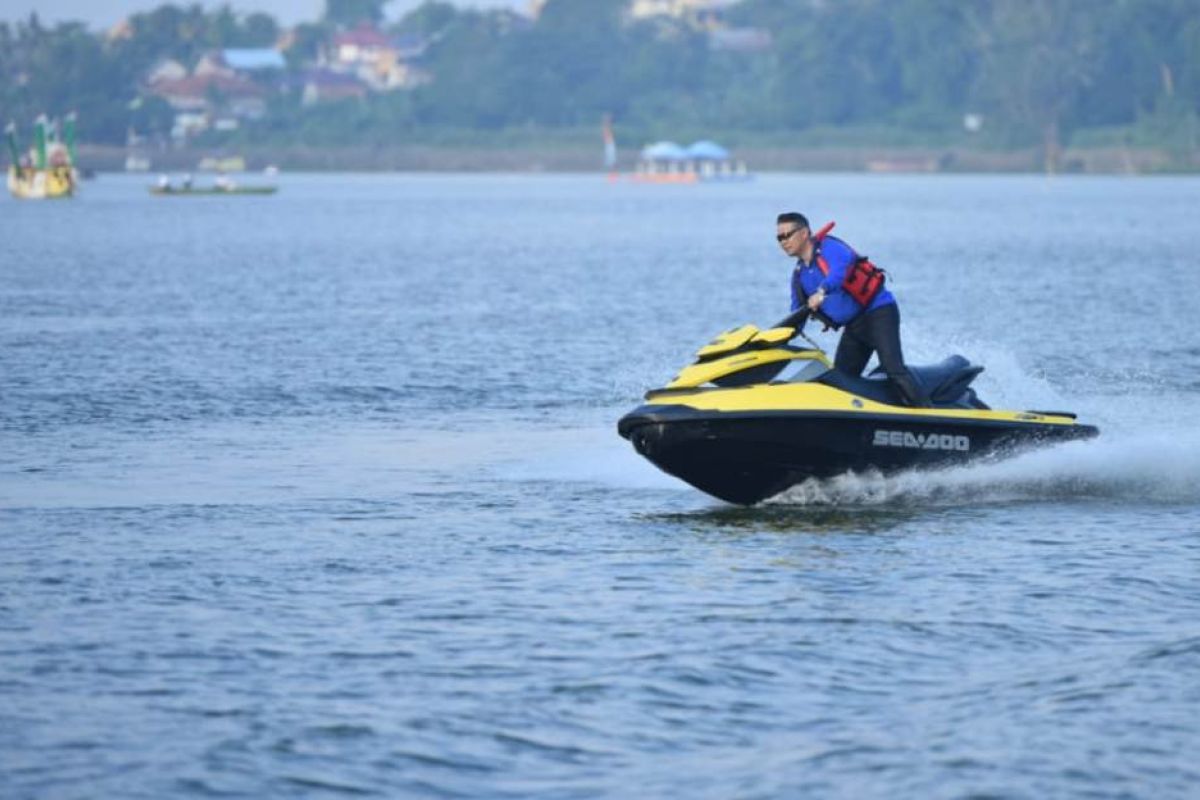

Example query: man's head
[776,212,810,258]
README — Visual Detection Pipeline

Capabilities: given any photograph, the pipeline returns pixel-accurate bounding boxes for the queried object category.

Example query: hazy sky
[3,1,525,30]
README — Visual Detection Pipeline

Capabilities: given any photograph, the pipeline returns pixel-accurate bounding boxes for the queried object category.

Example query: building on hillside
[145,58,188,84]
[326,24,432,91]
[195,49,286,79]
[222,48,287,73]
[331,25,395,69]
[300,69,369,106]
[194,51,234,78]
[629,0,739,28]
[147,74,266,140]
[370,53,432,91]
[141,49,285,141]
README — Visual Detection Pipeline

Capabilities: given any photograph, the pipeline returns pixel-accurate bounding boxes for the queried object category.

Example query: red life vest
[812,221,887,308]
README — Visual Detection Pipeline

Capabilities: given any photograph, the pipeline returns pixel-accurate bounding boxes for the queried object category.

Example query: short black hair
[777,212,808,229]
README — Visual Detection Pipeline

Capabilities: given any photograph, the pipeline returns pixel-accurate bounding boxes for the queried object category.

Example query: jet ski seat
[817,355,986,409]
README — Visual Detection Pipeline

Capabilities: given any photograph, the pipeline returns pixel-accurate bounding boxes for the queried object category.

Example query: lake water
[2,173,1199,798]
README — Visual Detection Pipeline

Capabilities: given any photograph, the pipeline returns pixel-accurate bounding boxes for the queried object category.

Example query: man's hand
[806,288,826,311]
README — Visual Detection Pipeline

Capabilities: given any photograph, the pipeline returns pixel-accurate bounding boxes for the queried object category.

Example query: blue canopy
[223,49,286,71]
[640,141,688,161]
[685,140,731,161]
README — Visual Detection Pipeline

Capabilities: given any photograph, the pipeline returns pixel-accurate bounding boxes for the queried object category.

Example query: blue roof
[223,49,286,70]
[686,140,731,160]
[640,141,688,161]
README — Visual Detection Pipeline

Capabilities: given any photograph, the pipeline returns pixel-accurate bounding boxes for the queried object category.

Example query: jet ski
[617,323,1099,505]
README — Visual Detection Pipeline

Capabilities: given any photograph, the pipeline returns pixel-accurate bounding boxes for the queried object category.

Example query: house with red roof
[301,69,369,106]
[147,72,267,140]
[326,24,431,92]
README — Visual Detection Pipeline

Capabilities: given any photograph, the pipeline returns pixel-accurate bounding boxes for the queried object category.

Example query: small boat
[618,322,1099,505]
[149,184,277,196]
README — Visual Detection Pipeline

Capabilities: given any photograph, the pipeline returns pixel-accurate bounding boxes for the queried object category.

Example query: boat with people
[149,172,277,195]
[149,184,277,196]
[6,114,79,200]
[618,322,1099,505]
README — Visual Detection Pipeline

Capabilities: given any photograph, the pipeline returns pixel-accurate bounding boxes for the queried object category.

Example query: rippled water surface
[3,173,1200,798]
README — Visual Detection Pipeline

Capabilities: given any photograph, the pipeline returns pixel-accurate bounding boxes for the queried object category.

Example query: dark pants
[835,303,927,406]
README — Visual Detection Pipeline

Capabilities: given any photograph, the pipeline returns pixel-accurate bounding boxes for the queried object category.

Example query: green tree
[128,94,174,137]
[764,0,901,129]
[502,0,629,126]
[323,0,389,28]
[411,10,510,127]
[283,22,333,68]
[240,12,280,47]
[889,0,976,129]
[970,0,1104,172]
[392,1,457,38]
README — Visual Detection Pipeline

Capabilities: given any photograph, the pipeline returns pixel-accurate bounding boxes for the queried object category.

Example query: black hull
[619,406,1099,505]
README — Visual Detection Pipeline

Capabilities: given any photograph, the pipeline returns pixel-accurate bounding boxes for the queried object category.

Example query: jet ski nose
[616,413,638,440]
[618,418,655,455]
[630,427,662,457]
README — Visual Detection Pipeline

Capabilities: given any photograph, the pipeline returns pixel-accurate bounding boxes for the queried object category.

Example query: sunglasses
[776,228,804,243]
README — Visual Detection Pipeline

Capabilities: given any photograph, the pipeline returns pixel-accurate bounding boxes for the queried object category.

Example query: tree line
[2,0,1198,168]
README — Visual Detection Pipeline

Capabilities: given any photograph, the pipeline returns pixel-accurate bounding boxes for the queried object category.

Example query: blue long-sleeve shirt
[790,235,895,327]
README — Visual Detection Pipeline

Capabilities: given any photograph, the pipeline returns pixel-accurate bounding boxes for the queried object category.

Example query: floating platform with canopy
[632,139,752,183]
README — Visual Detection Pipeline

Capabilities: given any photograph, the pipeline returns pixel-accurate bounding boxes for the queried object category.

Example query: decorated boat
[6,114,78,200]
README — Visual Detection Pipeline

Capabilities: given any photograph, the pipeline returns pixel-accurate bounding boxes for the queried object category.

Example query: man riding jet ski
[617,322,1099,505]
[776,213,926,406]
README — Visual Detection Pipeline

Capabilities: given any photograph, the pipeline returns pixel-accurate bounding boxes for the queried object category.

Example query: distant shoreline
[82,144,1198,175]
